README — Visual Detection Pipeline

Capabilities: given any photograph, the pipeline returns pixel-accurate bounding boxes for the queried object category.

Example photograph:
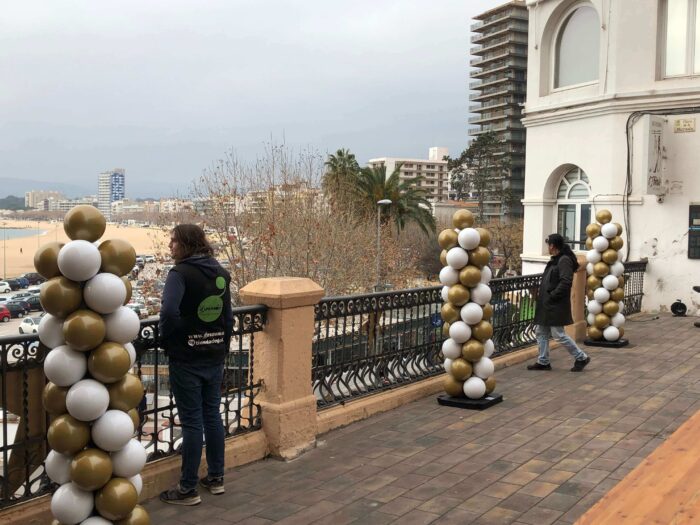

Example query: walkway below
[145,314,700,524]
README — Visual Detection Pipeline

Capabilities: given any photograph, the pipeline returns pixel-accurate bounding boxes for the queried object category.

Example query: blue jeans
[169,362,225,491]
[536,325,587,366]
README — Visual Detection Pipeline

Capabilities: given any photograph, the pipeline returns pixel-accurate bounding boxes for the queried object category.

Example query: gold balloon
[443,375,464,397]
[482,303,493,320]
[70,448,113,491]
[596,209,612,224]
[40,277,82,318]
[63,310,106,352]
[458,265,481,288]
[442,322,450,338]
[116,506,151,525]
[613,222,623,235]
[475,228,491,247]
[122,277,133,305]
[609,236,624,250]
[618,275,625,288]
[469,247,490,268]
[127,408,140,431]
[447,284,470,306]
[47,414,90,455]
[594,313,611,329]
[108,374,145,411]
[603,300,619,316]
[89,342,131,384]
[95,478,138,521]
[43,382,68,415]
[593,262,609,278]
[438,229,458,250]
[439,250,448,266]
[618,326,625,338]
[587,276,602,290]
[64,205,106,242]
[452,209,474,229]
[586,289,595,300]
[484,376,496,394]
[585,237,593,250]
[601,249,618,264]
[462,339,485,361]
[472,320,493,342]
[99,239,137,277]
[450,358,472,381]
[587,326,603,340]
[441,303,460,324]
[585,223,601,238]
[34,242,65,279]
[611,287,624,302]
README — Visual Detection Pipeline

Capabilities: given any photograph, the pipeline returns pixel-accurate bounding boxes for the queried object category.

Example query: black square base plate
[437,393,503,410]
[584,338,629,348]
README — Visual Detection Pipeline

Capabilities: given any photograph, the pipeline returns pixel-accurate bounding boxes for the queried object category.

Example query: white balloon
[586,262,594,275]
[45,450,72,484]
[444,358,453,374]
[483,339,495,358]
[104,306,141,344]
[439,266,459,286]
[66,379,110,422]
[610,261,625,277]
[586,250,601,264]
[92,410,135,451]
[460,302,483,325]
[587,300,603,314]
[50,482,93,525]
[446,247,469,270]
[449,321,472,343]
[592,236,609,252]
[45,345,87,387]
[458,228,480,250]
[480,266,492,284]
[57,240,101,282]
[473,357,495,379]
[604,325,620,341]
[594,287,611,303]
[84,273,127,314]
[618,250,625,262]
[601,223,618,239]
[463,377,486,399]
[441,338,462,360]
[128,474,143,496]
[618,301,625,314]
[124,342,137,368]
[39,314,65,348]
[81,517,112,525]
[471,283,492,306]
[611,312,626,328]
[587,313,596,326]
[603,275,620,291]
[111,439,148,477]
[441,286,449,303]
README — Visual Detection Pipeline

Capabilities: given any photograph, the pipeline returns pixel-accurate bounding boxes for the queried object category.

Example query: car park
[0,306,9,322]
[0,281,10,293]
[21,272,45,285]
[25,295,42,311]
[5,301,27,318]
[19,316,44,334]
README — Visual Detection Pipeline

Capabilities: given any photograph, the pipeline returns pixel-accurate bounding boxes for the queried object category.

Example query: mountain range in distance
[0,176,185,200]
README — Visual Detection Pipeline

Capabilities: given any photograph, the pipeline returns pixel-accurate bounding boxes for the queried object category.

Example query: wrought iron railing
[623,260,647,314]
[0,305,266,510]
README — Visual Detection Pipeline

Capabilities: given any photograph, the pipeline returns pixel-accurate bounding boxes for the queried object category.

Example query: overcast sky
[1,0,499,197]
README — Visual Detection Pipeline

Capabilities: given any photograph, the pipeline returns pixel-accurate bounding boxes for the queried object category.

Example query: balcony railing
[0,305,266,510]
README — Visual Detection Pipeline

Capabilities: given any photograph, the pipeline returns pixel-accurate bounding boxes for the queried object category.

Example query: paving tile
[517,506,563,525]
[473,506,523,524]
[378,496,424,516]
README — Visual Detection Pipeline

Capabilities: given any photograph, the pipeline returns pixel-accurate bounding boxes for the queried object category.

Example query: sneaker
[159,485,202,506]
[571,356,591,372]
[693,286,700,293]
[527,362,552,370]
[695,321,700,328]
[200,476,225,495]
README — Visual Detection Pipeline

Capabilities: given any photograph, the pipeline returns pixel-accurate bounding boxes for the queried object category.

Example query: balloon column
[436,210,501,408]
[38,205,151,525]
[584,209,628,347]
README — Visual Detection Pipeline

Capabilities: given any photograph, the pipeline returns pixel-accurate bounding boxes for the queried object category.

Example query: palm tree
[353,164,435,235]
[323,149,360,204]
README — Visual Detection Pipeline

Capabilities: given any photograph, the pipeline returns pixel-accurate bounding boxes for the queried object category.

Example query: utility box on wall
[689,204,700,259]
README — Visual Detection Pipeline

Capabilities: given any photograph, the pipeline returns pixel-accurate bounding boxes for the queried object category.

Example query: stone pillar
[239,277,324,460]
[567,254,588,341]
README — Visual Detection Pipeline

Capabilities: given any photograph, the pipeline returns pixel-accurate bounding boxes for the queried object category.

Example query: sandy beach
[0,220,170,279]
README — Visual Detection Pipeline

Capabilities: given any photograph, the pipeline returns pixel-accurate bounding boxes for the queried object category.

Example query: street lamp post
[375,199,392,291]
[3,223,6,280]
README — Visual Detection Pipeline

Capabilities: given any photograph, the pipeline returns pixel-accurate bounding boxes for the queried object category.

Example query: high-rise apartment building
[25,190,65,209]
[98,169,125,220]
[469,0,528,219]
[368,147,450,203]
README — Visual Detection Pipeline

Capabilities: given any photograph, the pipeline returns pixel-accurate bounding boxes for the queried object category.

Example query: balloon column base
[584,338,629,348]
[437,393,503,410]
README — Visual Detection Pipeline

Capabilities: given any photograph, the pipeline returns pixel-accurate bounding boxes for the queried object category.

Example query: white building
[521,0,700,312]
[368,147,450,203]
[25,190,65,209]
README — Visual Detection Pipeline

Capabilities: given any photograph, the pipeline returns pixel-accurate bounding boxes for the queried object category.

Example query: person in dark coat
[527,233,590,372]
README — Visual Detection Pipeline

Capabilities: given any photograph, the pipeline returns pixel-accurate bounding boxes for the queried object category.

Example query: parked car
[5,301,28,318]
[27,285,41,295]
[21,272,46,285]
[16,277,29,288]
[25,295,43,311]
[127,302,147,319]
[144,255,155,263]
[10,292,32,301]
[0,305,9,322]
[4,279,21,291]
[135,257,145,269]
[19,316,44,334]
[0,281,11,293]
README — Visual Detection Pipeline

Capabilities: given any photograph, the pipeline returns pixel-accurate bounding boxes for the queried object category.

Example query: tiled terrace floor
[145,314,700,524]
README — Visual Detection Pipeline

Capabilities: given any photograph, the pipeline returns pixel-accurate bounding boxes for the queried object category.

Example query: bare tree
[486,218,523,275]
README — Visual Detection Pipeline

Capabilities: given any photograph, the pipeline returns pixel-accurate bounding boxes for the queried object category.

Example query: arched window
[554,6,600,88]
[556,167,591,250]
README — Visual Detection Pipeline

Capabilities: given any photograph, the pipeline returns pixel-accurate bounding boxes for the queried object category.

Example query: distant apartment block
[368,147,450,203]
[98,169,126,220]
[49,197,99,213]
[469,0,528,219]
[25,190,65,209]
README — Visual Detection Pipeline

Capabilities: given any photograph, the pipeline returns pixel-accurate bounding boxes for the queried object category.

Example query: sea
[0,228,46,240]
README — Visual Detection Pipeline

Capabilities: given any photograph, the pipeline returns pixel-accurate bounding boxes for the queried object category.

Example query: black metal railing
[623,260,647,315]
[0,305,266,510]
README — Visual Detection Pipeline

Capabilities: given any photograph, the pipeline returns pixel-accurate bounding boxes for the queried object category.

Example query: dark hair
[172,224,213,259]
[546,233,579,271]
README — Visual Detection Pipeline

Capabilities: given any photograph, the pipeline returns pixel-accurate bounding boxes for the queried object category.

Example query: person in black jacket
[527,233,590,372]
[159,224,233,505]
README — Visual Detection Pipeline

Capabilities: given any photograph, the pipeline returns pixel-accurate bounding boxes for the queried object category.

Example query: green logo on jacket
[197,276,226,322]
